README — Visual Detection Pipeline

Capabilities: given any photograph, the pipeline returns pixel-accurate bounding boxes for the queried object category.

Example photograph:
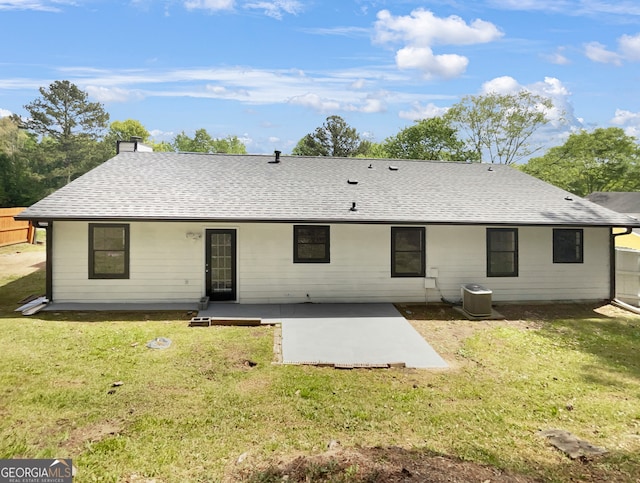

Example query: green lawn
[1,243,639,482]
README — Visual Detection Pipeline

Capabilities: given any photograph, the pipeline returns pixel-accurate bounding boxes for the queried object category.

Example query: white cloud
[611,109,640,125]
[543,47,570,65]
[481,75,521,94]
[85,86,145,103]
[374,9,503,47]
[373,8,502,79]
[268,136,280,143]
[619,33,640,61]
[399,102,449,121]
[300,26,369,37]
[288,91,387,114]
[0,65,450,122]
[488,0,640,17]
[396,47,468,79]
[611,109,640,137]
[356,97,386,114]
[244,0,302,19]
[583,33,640,66]
[0,0,70,12]
[0,108,12,117]
[205,84,250,98]
[288,93,342,112]
[184,0,234,12]
[584,41,623,65]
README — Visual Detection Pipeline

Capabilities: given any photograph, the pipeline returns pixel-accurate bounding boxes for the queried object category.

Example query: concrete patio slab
[202,303,448,369]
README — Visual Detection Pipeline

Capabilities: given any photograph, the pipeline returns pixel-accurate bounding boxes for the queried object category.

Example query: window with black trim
[89,223,130,279]
[553,229,583,263]
[391,227,425,277]
[487,228,518,277]
[293,225,330,263]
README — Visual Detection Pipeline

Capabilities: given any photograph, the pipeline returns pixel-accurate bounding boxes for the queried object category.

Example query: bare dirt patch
[231,446,540,482]
[60,420,123,454]
[0,246,45,279]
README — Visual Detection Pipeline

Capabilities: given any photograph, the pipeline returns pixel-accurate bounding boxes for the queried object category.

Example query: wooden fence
[0,208,35,247]
[616,248,640,307]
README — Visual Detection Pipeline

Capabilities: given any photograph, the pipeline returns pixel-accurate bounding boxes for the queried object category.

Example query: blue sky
[1,0,639,156]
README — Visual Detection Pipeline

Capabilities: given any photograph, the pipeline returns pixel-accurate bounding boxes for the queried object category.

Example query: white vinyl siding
[428,226,610,302]
[51,221,611,304]
[53,221,204,303]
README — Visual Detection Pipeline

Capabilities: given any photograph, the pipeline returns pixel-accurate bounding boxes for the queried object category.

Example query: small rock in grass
[236,452,249,464]
[112,381,124,387]
[327,439,340,450]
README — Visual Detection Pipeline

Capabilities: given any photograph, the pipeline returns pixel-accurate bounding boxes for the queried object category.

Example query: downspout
[610,227,632,302]
[45,221,53,301]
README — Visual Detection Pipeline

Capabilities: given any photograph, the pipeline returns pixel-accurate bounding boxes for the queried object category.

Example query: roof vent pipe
[274,150,281,163]
[350,202,358,212]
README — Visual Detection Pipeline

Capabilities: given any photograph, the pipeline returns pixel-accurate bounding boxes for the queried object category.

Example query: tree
[521,127,640,196]
[23,80,110,185]
[0,116,44,206]
[108,119,150,142]
[24,80,109,143]
[445,91,554,164]
[212,135,247,154]
[0,115,29,157]
[383,117,479,161]
[292,115,369,157]
[148,140,174,152]
[172,129,247,153]
[357,142,388,158]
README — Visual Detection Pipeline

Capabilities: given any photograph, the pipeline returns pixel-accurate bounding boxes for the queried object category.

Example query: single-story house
[586,192,640,250]
[16,143,640,306]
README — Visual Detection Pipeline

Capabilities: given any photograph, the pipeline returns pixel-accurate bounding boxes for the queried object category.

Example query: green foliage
[356,141,388,158]
[148,140,174,152]
[292,115,370,157]
[172,128,247,153]
[521,127,640,196]
[446,91,555,164]
[0,116,45,206]
[24,80,109,142]
[108,119,150,143]
[23,80,111,187]
[383,117,479,161]
[0,152,43,207]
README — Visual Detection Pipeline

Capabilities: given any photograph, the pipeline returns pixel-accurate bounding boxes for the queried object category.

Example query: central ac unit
[461,283,492,317]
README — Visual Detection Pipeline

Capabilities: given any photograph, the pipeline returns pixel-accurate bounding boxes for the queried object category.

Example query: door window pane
[208,231,236,300]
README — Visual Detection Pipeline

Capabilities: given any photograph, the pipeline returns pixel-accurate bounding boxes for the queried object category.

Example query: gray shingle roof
[17,152,640,227]
[586,192,640,220]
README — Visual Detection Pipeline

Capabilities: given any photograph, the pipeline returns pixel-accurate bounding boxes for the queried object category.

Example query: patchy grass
[1,244,640,482]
